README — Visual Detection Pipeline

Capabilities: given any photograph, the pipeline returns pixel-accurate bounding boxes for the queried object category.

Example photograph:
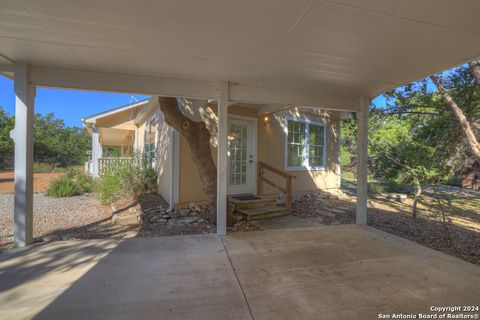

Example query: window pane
[287,120,307,167]
[144,117,157,167]
[287,120,305,144]
[287,144,304,167]
[309,146,324,167]
[228,123,248,185]
[309,124,324,146]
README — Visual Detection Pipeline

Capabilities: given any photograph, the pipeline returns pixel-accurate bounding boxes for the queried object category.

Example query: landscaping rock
[178,208,190,217]
[156,218,168,224]
[113,214,141,225]
[176,216,200,225]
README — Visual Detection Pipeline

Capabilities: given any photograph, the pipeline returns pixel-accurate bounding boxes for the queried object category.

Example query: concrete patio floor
[0,225,479,320]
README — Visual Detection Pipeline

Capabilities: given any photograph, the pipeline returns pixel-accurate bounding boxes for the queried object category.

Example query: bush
[96,174,121,204]
[46,175,78,197]
[76,172,94,193]
[96,164,158,204]
[46,170,94,197]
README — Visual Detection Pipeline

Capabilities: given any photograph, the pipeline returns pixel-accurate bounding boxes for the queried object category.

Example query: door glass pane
[228,123,248,186]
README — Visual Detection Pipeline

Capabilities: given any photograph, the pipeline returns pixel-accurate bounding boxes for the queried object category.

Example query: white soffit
[0,0,479,97]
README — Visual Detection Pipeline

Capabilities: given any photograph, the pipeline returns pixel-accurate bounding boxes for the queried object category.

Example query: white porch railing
[98,157,134,176]
[84,160,92,175]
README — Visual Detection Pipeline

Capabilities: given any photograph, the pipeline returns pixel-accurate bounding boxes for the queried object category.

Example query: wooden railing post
[286,176,292,213]
[257,162,263,195]
[257,161,295,213]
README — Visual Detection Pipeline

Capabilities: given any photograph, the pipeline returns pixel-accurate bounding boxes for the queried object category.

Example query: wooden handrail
[257,161,296,213]
[258,161,293,179]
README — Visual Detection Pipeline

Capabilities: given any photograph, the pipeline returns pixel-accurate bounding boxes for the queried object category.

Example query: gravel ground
[0,193,111,251]
[293,192,480,265]
[0,193,260,252]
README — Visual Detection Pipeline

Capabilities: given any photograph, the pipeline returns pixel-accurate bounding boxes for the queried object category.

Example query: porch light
[263,116,270,126]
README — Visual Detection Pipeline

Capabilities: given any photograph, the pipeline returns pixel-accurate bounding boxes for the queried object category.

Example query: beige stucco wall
[258,108,340,196]
[133,101,340,205]
[134,107,173,202]
[177,104,340,204]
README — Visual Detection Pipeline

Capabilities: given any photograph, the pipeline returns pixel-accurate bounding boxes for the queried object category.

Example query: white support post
[13,62,35,247]
[356,97,369,225]
[91,127,102,177]
[217,81,229,236]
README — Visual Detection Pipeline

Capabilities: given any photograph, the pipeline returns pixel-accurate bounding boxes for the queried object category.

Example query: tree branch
[157,97,218,222]
[468,59,480,95]
[431,74,480,162]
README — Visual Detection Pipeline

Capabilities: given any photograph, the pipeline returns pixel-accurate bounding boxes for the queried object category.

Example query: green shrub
[96,162,158,204]
[96,173,120,204]
[46,170,94,197]
[76,173,94,193]
[46,175,79,197]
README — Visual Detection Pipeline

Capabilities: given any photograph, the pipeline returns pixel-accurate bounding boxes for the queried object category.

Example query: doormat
[231,194,262,201]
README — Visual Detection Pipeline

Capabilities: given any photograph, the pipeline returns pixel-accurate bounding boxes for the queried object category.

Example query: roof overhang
[1,1,479,111]
[98,128,134,146]
[82,99,149,125]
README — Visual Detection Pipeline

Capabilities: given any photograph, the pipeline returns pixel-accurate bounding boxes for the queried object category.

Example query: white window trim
[284,116,327,171]
[144,110,159,168]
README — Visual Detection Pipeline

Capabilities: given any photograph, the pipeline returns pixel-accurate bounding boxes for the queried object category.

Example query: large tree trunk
[157,97,218,223]
[431,74,480,162]
[468,59,480,95]
[462,155,479,189]
[412,184,422,219]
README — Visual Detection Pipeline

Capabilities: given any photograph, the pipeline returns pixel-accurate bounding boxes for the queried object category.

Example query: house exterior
[82,98,343,209]
[4,1,479,245]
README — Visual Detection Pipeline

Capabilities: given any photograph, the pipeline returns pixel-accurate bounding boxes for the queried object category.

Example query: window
[286,118,326,170]
[144,114,157,168]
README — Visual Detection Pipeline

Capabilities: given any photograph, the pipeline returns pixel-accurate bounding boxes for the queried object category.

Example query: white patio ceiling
[1,0,480,104]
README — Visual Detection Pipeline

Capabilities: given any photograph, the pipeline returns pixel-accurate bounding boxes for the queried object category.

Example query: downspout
[168,128,175,212]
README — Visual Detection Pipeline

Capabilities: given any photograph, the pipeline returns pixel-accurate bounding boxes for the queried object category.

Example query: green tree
[0,107,14,169]
[0,109,91,169]
[34,113,90,166]
[368,113,453,217]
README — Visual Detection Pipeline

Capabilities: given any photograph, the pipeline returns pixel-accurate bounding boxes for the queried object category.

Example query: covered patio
[2,1,479,245]
[81,99,150,177]
[1,225,479,319]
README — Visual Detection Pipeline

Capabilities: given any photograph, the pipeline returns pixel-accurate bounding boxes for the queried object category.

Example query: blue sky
[0,76,148,127]
[1,74,437,127]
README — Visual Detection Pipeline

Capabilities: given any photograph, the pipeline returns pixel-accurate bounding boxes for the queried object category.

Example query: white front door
[227,118,256,195]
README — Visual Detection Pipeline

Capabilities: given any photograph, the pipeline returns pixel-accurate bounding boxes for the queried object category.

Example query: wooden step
[237,205,289,221]
[228,196,276,210]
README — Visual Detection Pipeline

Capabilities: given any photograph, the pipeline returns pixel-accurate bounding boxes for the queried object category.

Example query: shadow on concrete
[28,235,249,320]
[0,239,116,294]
